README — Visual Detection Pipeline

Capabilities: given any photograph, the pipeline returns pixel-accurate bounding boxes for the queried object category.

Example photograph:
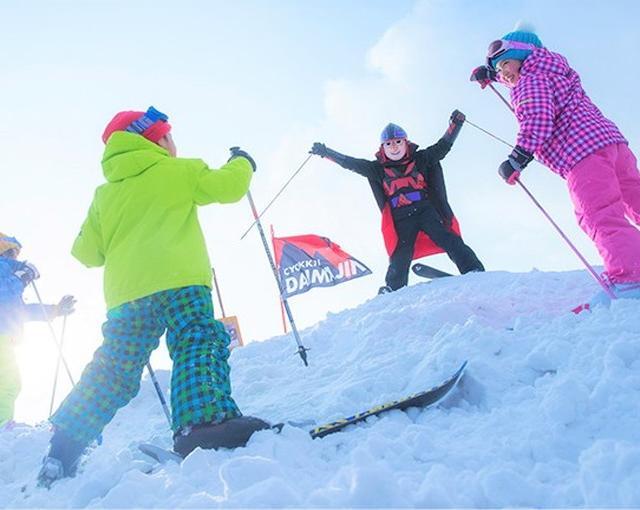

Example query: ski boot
[37,429,86,488]
[585,281,640,311]
[615,282,640,300]
[173,415,272,458]
[378,285,393,295]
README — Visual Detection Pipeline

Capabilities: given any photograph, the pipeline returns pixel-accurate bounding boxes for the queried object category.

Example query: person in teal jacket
[39,107,269,487]
[0,234,75,427]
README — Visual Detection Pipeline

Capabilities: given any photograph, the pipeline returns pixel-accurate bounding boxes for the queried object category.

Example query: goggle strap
[488,39,537,59]
[125,106,168,135]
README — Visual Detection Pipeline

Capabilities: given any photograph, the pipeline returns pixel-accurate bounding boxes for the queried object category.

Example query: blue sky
[2,0,639,422]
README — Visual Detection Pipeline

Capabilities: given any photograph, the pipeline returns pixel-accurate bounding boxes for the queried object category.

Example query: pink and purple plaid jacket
[511,48,626,178]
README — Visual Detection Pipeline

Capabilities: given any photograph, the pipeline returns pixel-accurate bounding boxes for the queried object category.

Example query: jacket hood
[520,48,570,79]
[101,131,169,183]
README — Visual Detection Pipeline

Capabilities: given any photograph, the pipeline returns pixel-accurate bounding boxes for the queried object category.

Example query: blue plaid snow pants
[51,286,241,445]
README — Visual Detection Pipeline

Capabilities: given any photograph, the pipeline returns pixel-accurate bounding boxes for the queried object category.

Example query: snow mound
[2,269,640,507]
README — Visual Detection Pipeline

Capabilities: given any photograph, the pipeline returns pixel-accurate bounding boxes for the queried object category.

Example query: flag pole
[280,300,288,334]
[246,191,309,366]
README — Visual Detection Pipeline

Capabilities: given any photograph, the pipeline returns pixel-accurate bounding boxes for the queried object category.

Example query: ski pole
[245,188,310,366]
[211,264,227,318]
[270,226,289,335]
[465,118,616,299]
[31,282,76,386]
[240,154,313,240]
[465,119,514,149]
[146,362,172,428]
[48,315,67,417]
[488,83,514,113]
[514,178,615,298]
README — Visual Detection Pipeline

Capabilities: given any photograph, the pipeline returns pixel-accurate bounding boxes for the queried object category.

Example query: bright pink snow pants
[567,143,640,283]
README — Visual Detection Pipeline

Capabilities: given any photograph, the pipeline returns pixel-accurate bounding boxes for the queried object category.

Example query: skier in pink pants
[472,28,640,305]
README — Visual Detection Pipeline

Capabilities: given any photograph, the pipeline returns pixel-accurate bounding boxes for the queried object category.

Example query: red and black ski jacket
[332,137,461,258]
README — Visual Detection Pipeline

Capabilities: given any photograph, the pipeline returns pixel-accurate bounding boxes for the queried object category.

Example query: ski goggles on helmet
[486,39,537,69]
[125,106,169,135]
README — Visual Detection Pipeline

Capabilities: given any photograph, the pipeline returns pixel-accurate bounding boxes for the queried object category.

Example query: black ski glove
[470,65,497,89]
[441,110,465,145]
[309,142,329,158]
[309,143,348,166]
[228,146,257,172]
[498,145,534,185]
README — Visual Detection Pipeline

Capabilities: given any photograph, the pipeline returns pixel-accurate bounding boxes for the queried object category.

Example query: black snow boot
[173,416,272,458]
[37,429,87,488]
[378,285,394,295]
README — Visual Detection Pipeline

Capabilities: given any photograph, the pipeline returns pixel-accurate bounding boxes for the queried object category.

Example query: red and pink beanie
[102,108,171,144]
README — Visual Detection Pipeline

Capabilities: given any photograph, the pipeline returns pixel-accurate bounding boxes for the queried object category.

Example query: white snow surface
[2,269,640,508]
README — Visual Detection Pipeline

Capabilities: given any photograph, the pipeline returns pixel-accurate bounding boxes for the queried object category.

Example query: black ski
[411,263,453,279]
[138,361,467,463]
[308,360,466,438]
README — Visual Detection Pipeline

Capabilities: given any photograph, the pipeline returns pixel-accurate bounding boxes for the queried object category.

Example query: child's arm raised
[192,156,253,205]
[309,143,377,178]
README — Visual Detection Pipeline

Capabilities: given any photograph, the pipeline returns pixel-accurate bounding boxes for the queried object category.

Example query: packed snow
[1,268,640,508]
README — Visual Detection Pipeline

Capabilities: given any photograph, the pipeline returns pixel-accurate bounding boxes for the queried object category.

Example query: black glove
[228,146,256,172]
[309,143,348,166]
[442,109,465,145]
[309,142,329,158]
[14,261,40,285]
[470,65,497,89]
[498,146,534,185]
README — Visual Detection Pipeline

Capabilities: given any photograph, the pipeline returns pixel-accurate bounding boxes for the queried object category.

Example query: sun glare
[14,318,174,425]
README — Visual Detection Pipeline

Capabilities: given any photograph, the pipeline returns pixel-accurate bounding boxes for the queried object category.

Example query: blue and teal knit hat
[490,30,543,70]
[380,123,407,143]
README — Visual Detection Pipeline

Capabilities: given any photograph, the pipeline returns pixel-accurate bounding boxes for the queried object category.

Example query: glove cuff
[442,121,463,145]
[509,146,534,170]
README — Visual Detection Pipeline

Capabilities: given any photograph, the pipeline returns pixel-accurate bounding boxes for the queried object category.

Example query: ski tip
[453,360,468,377]
[411,263,454,279]
[138,443,183,464]
[450,361,468,385]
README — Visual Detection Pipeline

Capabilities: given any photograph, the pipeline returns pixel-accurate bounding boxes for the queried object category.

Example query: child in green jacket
[39,107,268,487]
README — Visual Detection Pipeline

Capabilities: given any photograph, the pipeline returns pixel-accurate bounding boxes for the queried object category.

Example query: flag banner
[272,234,372,298]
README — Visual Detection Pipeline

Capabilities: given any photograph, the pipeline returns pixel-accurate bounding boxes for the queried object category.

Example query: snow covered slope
[2,269,640,507]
